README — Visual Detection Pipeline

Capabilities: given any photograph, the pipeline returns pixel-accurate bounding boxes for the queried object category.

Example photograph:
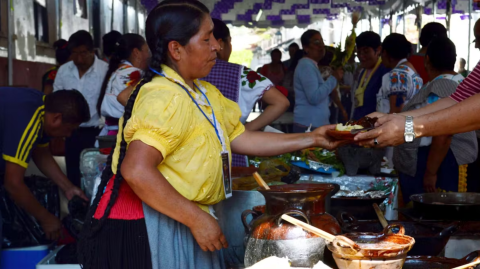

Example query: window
[74,0,88,19]
[34,0,49,43]
[92,0,100,48]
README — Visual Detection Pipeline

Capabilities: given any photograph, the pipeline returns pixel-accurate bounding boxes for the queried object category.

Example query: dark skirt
[78,218,152,269]
[399,146,459,204]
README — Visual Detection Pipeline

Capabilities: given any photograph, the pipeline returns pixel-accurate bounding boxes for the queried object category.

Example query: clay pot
[328,224,415,269]
[243,184,341,268]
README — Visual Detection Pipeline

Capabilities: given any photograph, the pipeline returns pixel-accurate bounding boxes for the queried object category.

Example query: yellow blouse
[111,65,245,212]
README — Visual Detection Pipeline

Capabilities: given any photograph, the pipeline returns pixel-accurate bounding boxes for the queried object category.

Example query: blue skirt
[399,146,459,203]
[143,203,226,269]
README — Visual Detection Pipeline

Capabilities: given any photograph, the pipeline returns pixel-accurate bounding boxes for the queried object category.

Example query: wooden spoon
[253,172,270,190]
[281,214,359,252]
[373,203,388,228]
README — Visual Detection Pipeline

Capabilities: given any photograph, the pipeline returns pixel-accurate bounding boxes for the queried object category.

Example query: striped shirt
[0,87,49,172]
[450,61,480,102]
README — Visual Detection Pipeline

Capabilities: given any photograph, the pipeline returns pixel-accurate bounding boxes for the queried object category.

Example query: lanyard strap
[149,67,223,146]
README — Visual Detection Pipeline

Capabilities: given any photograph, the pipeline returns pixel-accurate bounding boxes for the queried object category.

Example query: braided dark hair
[96,33,145,116]
[78,0,210,266]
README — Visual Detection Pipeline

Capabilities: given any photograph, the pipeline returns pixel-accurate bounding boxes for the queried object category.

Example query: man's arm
[415,93,480,137]
[31,146,87,200]
[245,87,289,131]
[400,97,456,117]
[355,93,480,147]
[4,162,62,240]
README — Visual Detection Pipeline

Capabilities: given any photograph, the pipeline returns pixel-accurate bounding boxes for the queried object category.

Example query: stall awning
[140,0,472,27]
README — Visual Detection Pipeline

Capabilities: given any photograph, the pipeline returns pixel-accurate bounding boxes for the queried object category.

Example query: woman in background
[260,49,286,86]
[203,19,289,166]
[283,49,305,112]
[102,30,122,62]
[394,37,477,202]
[409,23,447,84]
[96,34,150,137]
[293,30,338,133]
[42,39,71,94]
[377,33,423,114]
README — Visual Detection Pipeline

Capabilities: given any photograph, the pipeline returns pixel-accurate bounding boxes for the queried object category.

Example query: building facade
[0,0,146,90]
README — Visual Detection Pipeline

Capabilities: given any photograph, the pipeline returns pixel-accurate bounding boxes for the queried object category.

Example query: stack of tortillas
[247,257,332,269]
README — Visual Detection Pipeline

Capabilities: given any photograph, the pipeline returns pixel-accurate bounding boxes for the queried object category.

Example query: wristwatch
[404,116,415,143]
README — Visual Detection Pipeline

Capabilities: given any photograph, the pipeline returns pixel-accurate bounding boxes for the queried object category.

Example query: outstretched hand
[311,125,349,150]
[354,114,406,147]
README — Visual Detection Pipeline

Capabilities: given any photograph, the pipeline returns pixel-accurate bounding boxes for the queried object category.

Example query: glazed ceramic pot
[243,184,341,268]
[328,224,415,269]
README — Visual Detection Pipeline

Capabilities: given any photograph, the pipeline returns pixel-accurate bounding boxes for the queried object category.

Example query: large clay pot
[328,224,415,269]
[243,184,341,268]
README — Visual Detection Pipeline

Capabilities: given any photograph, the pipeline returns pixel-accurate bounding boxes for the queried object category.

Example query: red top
[275,85,289,97]
[94,175,145,220]
[450,61,480,102]
[260,64,286,86]
[409,54,429,83]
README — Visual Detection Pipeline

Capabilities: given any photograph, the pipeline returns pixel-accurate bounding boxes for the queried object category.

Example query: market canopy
[140,0,473,28]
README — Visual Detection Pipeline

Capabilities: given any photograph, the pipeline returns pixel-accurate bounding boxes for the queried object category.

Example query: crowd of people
[2,0,480,268]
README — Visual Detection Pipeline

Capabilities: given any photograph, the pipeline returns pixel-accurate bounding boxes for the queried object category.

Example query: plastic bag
[80,149,108,199]
[62,196,89,240]
[1,175,60,248]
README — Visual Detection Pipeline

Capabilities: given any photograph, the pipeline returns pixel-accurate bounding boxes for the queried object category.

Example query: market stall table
[215,172,398,268]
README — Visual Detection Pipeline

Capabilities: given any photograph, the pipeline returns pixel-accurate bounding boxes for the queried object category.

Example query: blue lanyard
[149,67,223,146]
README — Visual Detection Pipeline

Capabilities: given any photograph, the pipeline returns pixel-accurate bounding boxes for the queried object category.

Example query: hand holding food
[327,117,378,141]
[355,114,407,147]
[311,125,349,150]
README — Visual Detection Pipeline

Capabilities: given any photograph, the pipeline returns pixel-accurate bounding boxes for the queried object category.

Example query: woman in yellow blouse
[78,1,342,269]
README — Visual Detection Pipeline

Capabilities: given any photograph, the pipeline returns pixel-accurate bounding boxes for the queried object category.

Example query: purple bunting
[140,0,158,13]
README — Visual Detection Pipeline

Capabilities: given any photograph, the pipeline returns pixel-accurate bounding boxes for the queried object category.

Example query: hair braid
[143,39,165,82]
[89,79,144,234]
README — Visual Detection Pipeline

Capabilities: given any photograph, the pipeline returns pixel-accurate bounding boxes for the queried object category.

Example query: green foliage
[229,50,254,67]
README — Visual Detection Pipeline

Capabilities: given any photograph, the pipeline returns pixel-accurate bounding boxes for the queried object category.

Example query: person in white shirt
[97,33,149,137]
[53,30,108,187]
